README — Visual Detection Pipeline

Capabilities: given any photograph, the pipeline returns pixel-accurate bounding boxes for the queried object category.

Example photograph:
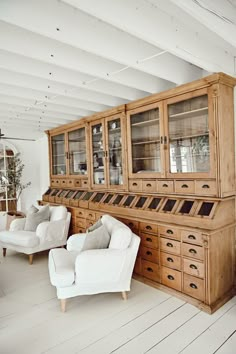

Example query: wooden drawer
[74,179,81,188]
[142,260,160,282]
[160,237,181,255]
[157,180,174,193]
[51,179,61,187]
[175,180,195,194]
[182,243,204,261]
[75,208,86,219]
[161,266,181,291]
[140,222,158,234]
[75,218,87,228]
[183,274,205,301]
[85,210,96,220]
[140,232,158,249]
[159,225,180,241]
[134,257,142,275]
[81,179,89,189]
[86,219,94,228]
[129,179,142,192]
[195,180,217,196]
[181,230,203,245]
[66,179,74,188]
[183,258,204,279]
[141,246,159,264]
[60,179,67,188]
[142,180,156,193]
[120,218,139,232]
[160,252,181,271]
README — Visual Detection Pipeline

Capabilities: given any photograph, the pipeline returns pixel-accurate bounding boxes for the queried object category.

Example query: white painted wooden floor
[1,250,236,354]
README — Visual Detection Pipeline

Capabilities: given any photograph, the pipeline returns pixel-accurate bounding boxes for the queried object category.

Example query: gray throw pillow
[87,218,102,233]
[82,224,110,251]
[24,205,50,231]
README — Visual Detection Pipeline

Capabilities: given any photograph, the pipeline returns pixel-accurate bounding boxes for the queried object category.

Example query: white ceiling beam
[0,0,202,84]
[0,49,145,101]
[0,110,68,126]
[64,0,235,74]
[0,115,56,128]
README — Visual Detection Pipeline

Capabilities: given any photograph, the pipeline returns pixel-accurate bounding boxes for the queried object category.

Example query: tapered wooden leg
[60,299,66,312]
[3,248,6,257]
[28,254,33,265]
[121,291,127,300]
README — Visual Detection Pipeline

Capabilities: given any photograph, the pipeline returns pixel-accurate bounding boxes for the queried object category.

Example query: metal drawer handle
[167,242,173,247]
[189,248,197,254]
[129,222,134,227]
[190,283,198,289]
[146,237,152,242]
[146,225,152,230]
[147,267,153,272]
[167,275,174,280]
[181,184,188,188]
[146,251,152,256]
[190,264,197,269]
[133,182,137,186]
[146,183,152,187]
[167,257,174,262]
[188,234,196,240]
[84,181,87,184]
[202,184,210,189]
[162,183,168,187]
[167,229,173,234]
[89,214,93,217]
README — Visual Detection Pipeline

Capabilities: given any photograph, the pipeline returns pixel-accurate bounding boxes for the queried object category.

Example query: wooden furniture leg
[28,254,33,265]
[121,291,127,300]
[60,299,66,312]
[3,248,6,257]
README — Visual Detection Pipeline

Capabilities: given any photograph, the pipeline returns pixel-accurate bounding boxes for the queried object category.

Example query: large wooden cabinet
[44,73,236,313]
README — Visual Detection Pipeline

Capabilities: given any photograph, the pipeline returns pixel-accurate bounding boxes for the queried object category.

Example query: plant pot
[6,211,25,230]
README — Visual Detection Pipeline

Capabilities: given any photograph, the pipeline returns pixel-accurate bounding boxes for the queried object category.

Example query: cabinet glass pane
[130,108,160,173]
[168,95,209,173]
[68,128,87,176]
[108,118,123,185]
[92,123,105,185]
[52,134,66,175]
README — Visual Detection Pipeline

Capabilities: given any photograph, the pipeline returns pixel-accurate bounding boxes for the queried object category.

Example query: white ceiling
[0,0,236,141]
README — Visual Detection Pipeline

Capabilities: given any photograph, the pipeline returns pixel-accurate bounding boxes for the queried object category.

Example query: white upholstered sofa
[0,205,71,264]
[48,214,140,312]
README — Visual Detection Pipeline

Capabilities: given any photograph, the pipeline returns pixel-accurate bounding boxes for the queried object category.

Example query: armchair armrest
[67,234,86,252]
[36,219,66,243]
[9,217,26,231]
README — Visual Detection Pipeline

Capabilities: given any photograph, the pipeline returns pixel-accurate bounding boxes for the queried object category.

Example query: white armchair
[0,206,71,264]
[48,214,140,312]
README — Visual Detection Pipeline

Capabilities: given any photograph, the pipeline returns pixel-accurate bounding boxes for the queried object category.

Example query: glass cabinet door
[167,94,210,175]
[68,127,87,176]
[91,122,106,186]
[107,117,124,187]
[129,105,162,177]
[51,133,66,175]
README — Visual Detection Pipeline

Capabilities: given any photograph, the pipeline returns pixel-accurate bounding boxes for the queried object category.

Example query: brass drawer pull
[84,181,87,185]
[146,225,152,230]
[146,237,152,242]
[162,183,168,187]
[202,184,210,189]
[146,251,152,256]
[190,283,198,289]
[69,181,72,184]
[167,242,173,247]
[188,234,196,240]
[167,275,174,280]
[147,267,153,272]
[181,184,188,188]
[89,214,93,218]
[167,229,173,234]
[146,183,152,187]
[133,182,137,186]
[190,264,197,269]
[189,248,197,254]
[128,222,134,227]
[167,257,174,262]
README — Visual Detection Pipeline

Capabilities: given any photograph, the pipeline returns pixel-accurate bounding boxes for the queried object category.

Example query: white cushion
[0,230,39,248]
[50,206,67,222]
[108,226,132,249]
[82,225,110,251]
[49,249,76,287]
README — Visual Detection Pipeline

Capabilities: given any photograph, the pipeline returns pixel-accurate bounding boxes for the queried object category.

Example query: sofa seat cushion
[49,248,77,288]
[0,230,39,248]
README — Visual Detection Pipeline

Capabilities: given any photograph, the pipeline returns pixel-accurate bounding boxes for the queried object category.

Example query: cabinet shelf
[109,127,121,133]
[170,132,209,141]
[169,107,208,119]
[132,139,160,146]
[53,154,65,157]
[131,118,159,127]
[109,147,121,151]
[70,151,86,155]
[52,164,66,167]
[133,157,160,160]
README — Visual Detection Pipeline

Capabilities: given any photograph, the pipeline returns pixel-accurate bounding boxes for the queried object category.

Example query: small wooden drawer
[160,252,181,271]
[183,274,205,301]
[81,179,89,188]
[182,243,204,261]
[141,246,159,264]
[75,208,86,218]
[195,180,217,196]
[85,210,96,220]
[43,195,49,202]
[66,179,74,188]
[160,237,181,255]
[60,179,67,188]
[161,266,181,291]
[129,179,142,192]
[159,225,180,241]
[76,218,87,228]
[75,228,86,234]
[142,260,160,282]
[134,257,142,275]
[140,222,158,234]
[74,179,81,188]
[142,180,156,193]
[121,219,139,232]
[183,258,204,279]
[175,180,195,194]
[140,232,158,249]
[51,179,61,187]
[86,220,94,228]
[157,180,174,193]
[181,230,203,245]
